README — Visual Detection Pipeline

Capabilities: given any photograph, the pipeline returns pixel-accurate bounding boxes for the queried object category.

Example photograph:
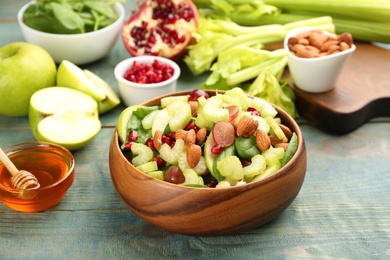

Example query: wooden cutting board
[289,42,390,134]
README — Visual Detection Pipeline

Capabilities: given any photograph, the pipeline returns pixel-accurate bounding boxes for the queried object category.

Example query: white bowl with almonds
[284,26,356,93]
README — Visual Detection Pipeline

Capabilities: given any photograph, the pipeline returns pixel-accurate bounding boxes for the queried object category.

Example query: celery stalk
[260,0,390,43]
[263,0,390,23]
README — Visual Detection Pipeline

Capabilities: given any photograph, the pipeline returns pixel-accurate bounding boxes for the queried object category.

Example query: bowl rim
[284,26,356,62]
[110,89,306,191]
[0,141,75,193]
[114,56,181,89]
[17,0,125,37]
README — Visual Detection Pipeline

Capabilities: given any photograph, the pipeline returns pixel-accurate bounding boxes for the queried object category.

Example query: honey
[0,142,75,212]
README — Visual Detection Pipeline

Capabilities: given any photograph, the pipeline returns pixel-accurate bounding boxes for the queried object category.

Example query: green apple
[0,42,56,117]
[117,104,142,143]
[56,60,120,114]
[29,87,101,151]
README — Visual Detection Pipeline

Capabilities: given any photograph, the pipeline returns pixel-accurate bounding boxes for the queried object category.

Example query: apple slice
[152,108,171,136]
[56,60,120,114]
[117,105,142,143]
[83,70,120,114]
[29,87,101,151]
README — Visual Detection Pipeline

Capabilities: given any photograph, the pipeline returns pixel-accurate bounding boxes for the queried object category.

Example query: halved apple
[29,87,101,151]
[56,60,120,114]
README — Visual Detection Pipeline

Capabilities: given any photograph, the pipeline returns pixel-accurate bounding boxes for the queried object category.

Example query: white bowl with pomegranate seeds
[114,56,181,106]
[284,26,356,93]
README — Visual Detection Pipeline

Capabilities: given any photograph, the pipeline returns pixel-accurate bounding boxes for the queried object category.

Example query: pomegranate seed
[154,156,166,167]
[123,59,174,84]
[128,130,138,142]
[126,0,196,57]
[247,107,260,116]
[166,132,176,140]
[211,144,223,154]
[240,159,251,167]
[161,135,172,145]
[206,180,218,188]
[145,138,155,150]
[184,121,197,131]
[124,141,134,150]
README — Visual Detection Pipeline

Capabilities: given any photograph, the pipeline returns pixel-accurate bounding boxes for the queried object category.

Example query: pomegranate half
[122,0,199,62]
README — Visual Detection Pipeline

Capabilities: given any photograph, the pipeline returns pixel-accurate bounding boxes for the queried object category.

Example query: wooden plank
[1,124,389,259]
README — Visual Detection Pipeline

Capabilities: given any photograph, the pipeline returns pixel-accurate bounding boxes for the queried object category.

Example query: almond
[269,134,288,146]
[153,130,163,151]
[278,124,293,140]
[236,115,258,137]
[186,144,202,168]
[175,129,187,140]
[189,101,198,116]
[184,128,196,145]
[275,142,289,151]
[196,127,207,145]
[255,129,271,152]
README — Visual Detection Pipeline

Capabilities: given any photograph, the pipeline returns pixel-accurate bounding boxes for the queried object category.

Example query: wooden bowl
[109,90,307,236]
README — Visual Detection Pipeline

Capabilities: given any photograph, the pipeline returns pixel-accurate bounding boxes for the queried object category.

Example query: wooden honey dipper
[0,147,40,190]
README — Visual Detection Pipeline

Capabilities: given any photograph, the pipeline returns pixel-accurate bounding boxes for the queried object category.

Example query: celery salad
[118,88,298,188]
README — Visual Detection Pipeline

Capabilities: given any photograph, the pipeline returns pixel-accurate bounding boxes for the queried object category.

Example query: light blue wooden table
[1,1,389,259]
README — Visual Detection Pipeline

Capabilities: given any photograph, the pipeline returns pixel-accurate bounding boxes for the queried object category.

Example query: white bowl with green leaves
[17,0,125,65]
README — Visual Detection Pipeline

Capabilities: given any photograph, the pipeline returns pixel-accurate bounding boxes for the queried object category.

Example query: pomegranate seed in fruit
[145,138,155,150]
[211,144,223,154]
[123,59,174,84]
[128,130,138,142]
[154,156,166,168]
[123,0,198,60]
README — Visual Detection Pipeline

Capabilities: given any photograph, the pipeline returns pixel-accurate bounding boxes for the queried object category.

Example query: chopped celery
[131,143,154,167]
[266,116,286,140]
[262,147,285,166]
[136,161,158,173]
[159,139,185,165]
[178,153,208,175]
[202,96,230,123]
[243,154,267,181]
[146,171,164,181]
[182,169,203,185]
[217,155,244,181]
[141,110,160,130]
[160,95,189,108]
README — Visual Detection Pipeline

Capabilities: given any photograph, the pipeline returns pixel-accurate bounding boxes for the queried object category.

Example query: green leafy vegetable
[212,144,236,182]
[23,0,123,34]
[234,136,260,160]
[120,106,159,149]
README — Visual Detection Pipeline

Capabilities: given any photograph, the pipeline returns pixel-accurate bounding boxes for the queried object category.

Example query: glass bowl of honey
[0,141,75,212]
